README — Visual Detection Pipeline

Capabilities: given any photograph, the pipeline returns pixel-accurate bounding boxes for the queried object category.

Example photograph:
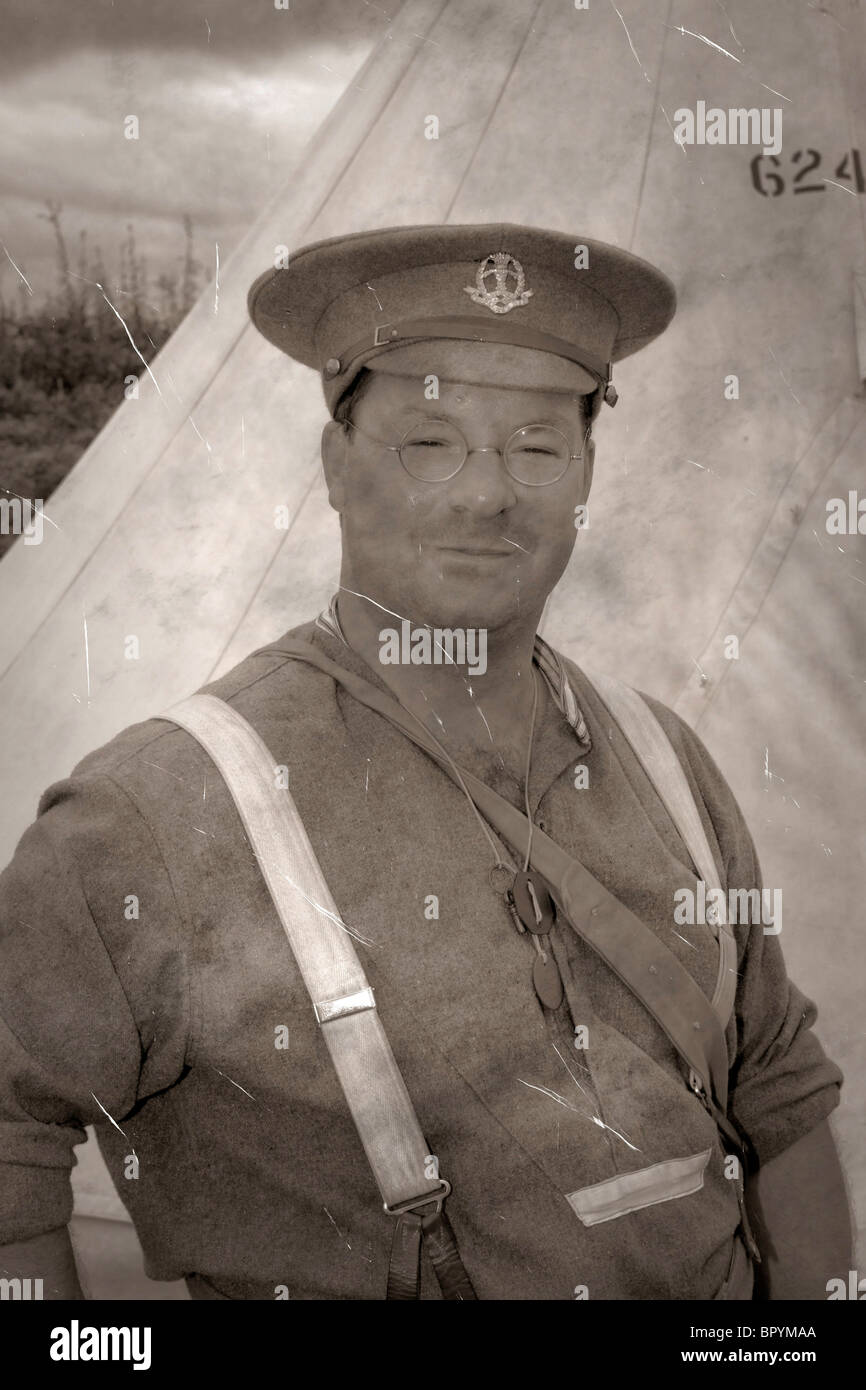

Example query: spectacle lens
[399,419,466,481]
[504,426,572,485]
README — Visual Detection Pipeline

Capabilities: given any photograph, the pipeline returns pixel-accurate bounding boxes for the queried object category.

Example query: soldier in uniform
[0,225,851,1300]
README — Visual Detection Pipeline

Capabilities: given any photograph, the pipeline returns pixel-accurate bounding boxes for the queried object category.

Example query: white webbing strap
[583,670,738,1033]
[165,692,444,1212]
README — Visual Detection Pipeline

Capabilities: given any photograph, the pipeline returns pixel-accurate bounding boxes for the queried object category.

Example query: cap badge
[464,252,534,315]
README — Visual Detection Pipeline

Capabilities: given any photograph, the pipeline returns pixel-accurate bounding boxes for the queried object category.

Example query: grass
[0,206,208,558]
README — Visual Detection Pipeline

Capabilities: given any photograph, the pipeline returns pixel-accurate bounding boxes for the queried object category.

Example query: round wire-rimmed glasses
[345,417,590,486]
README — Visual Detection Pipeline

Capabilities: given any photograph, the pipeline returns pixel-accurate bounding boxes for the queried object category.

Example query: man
[0,224,850,1300]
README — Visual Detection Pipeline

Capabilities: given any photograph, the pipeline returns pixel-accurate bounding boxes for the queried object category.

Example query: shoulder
[564,657,734,801]
[634,688,747,839]
[18,619,335,917]
[563,656,760,880]
[46,618,331,803]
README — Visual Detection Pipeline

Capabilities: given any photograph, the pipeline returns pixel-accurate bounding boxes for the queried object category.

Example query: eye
[399,419,466,481]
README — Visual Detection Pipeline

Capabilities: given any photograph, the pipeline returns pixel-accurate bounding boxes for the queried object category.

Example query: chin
[414,581,524,633]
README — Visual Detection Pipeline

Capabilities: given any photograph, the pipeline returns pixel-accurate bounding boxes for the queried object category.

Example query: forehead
[365,338,593,394]
[358,351,589,424]
[361,372,584,420]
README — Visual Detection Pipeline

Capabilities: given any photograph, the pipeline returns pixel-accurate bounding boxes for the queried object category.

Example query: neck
[335,583,543,774]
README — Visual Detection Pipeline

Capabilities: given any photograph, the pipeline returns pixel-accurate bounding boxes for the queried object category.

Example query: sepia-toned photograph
[1,0,864,1345]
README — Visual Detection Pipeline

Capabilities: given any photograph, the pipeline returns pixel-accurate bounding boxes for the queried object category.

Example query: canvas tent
[1,0,863,1293]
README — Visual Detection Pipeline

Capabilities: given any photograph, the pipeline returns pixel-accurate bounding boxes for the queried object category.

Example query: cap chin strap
[324,315,618,406]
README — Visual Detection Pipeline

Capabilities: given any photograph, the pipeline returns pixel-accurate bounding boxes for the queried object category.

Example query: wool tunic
[0,619,841,1299]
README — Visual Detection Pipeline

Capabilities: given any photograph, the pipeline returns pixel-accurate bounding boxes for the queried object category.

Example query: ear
[321,419,349,513]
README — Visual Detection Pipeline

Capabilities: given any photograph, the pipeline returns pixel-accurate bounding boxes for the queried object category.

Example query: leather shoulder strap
[581,668,738,1033]
[162,692,443,1216]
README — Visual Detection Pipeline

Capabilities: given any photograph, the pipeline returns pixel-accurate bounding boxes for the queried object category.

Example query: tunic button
[648,964,658,974]
[693,1022,701,1030]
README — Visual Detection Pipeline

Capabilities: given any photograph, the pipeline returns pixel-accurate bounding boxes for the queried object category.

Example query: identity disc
[532,953,564,1010]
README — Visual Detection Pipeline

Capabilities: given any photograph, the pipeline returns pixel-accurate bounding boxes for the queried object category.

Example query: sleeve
[0,771,188,1244]
[642,696,843,1167]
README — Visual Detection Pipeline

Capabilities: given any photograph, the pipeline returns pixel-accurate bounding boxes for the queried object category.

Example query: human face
[322,365,595,634]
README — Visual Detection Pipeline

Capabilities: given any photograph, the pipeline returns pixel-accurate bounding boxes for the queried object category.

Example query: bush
[0,207,207,559]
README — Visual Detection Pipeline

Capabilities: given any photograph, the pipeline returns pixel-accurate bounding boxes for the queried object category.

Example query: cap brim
[247,223,676,371]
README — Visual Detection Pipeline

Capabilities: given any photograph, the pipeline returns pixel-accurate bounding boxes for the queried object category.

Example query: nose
[445,447,518,516]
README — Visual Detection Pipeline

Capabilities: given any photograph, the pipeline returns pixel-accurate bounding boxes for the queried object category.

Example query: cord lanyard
[320,593,571,1011]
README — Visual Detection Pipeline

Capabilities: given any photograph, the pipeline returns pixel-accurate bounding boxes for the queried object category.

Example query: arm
[745,1117,853,1300]
[0,767,187,1287]
[641,698,849,1299]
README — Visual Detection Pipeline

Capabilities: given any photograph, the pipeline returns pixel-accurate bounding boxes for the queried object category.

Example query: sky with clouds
[0,0,384,305]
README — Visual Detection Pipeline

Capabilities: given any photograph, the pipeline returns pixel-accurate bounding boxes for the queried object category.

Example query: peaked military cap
[247,223,676,414]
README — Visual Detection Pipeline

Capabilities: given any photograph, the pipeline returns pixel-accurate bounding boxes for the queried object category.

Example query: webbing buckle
[373,322,397,347]
[313,986,375,1024]
[383,1178,451,1218]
